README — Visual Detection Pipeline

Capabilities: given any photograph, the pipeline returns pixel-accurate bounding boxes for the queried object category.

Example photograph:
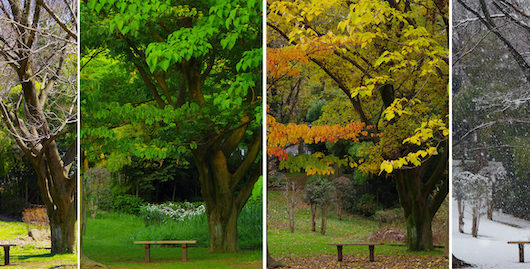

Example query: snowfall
[452,199,530,268]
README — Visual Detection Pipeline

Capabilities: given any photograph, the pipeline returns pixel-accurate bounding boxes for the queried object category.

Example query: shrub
[268,173,286,188]
[139,202,206,226]
[356,194,379,217]
[22,207,49,229]
[134,213,210,247]
[373,208,403,225]
[111,194,146,215]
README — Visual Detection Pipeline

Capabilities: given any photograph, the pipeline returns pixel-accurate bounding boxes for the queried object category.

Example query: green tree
[82,0,262,252]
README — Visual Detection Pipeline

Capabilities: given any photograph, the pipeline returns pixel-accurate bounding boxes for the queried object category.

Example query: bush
[373,208,403,225]
[22,207,49,229]
[134,213,210,247]
[139,202,206,226]
[268,173,286,188]
[356,194,379,217]
[111,194,146,215]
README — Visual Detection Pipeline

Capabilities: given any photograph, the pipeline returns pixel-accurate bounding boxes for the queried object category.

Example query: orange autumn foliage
[267,114,369,161]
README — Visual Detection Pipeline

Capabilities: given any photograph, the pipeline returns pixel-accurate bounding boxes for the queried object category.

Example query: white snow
[453,199,530,268]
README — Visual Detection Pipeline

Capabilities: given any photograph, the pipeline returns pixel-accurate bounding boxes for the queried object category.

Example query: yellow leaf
[379,161,393,175]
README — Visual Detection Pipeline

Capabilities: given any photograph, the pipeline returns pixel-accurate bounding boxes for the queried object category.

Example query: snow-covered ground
[452,199,530,268]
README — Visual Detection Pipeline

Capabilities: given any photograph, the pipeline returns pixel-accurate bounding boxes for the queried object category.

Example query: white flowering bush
[139,201,206,226]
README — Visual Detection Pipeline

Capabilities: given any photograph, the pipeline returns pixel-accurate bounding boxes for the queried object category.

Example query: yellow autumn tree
[267,0,449,251]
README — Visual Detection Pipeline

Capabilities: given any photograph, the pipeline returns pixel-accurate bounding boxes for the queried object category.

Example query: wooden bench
[328,242,383,262]
[0,244,16,265]
[133,240,197,263]
[507,241,530,263]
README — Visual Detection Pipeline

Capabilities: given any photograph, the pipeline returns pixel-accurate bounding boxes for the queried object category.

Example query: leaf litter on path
[276,255,448,268]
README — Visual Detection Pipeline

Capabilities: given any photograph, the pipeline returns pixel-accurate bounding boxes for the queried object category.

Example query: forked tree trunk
[192,131,261,253]
[395,145,448,251]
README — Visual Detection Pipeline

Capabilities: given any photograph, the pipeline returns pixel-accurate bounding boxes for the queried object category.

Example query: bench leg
[336,245,343,262]
[4,246,10,265]
[369,245,375,262]
[519,244,524,263]
[182,243,188,262]
[144,244,150,263]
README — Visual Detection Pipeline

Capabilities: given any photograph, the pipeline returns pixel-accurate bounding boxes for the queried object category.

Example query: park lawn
[83,212,262,268]
[0,220,77,268]
[267,190,446,258]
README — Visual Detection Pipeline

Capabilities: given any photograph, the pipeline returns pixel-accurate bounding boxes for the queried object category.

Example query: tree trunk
[487,200,493,220]
[31,144,76,254]
[457,198,464,233]
[472,208,479,238]
[288,204,295,233]
[404,206,433,250]
[208,203,240,252]
[395,147,448,251]
[337,201,342,221]
[192,132,261,253]
[321,204,326,235]
[47,189,76,254]
[310,203,316,232]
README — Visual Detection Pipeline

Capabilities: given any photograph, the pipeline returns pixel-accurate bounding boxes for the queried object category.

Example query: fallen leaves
[276,255,448,269]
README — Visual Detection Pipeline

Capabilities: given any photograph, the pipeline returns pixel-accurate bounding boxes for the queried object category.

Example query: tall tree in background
[82,0,262,252]
[267,0,449,251]
[0,0,78,254]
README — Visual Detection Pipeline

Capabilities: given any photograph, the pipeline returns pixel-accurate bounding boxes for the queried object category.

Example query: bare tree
[0,0,77,254]
[283,180,301,233]
[455,0,530,81]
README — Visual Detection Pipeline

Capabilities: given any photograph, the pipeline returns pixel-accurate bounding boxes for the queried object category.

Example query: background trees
[82,0,262,252]
[267,0,449,251]
[453,0,530,220]
[0,0,77,254]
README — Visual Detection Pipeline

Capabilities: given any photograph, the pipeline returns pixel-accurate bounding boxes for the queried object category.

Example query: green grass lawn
[83,212,262,268]
[0,220,77,268]
[267,190,447,260]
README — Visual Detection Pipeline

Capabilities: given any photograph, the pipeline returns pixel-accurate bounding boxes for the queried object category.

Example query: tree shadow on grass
[17,253,55,260]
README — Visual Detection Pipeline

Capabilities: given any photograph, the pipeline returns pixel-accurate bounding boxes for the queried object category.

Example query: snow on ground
[453,199,530,268]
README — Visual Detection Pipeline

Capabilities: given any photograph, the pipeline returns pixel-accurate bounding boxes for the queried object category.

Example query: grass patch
[267,190,446,258]
[0,220,77,269]
[83,212,261,268]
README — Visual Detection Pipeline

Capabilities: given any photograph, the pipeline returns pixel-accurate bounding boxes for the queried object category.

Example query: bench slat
[508,241,530,244]
[134,240,197,244]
